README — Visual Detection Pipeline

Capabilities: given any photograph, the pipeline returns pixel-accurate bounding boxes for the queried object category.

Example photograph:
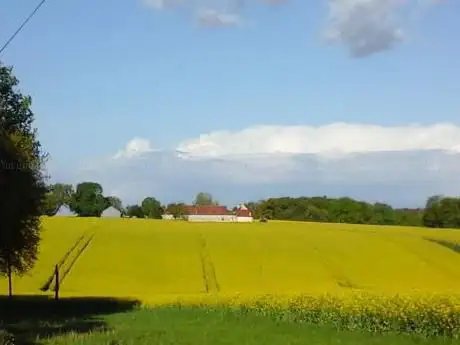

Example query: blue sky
[1,0,460,207]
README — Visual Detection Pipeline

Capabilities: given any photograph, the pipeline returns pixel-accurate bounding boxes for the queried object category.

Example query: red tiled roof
[184,205,229,216]
[236,209,252,217]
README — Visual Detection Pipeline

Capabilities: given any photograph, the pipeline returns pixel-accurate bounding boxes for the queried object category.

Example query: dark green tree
[423,196,460,229]
[126,204,145,218]
[439,197,460,228]
[422,195,444,228]
[166,202,187,220]
[141,197,162,219]
[70,182,108,217]
[0,63,47,297]
[193,192,218,206]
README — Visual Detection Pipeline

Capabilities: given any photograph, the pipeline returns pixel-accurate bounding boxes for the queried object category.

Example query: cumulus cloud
[64,122,460,207]
[176,123,460,158]
[113,138,155,159]
[142,0,443,56]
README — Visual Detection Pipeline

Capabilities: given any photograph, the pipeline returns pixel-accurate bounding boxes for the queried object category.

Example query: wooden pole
[6,249,13,298]
[7,261,12,298]
[54,264,59,300]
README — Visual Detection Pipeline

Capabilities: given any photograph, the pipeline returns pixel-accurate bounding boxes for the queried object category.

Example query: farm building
[185,205,234,222]
[54,204,77,217]
[234,204,253,222]
[101,206,121,218]
[163,204,253,222]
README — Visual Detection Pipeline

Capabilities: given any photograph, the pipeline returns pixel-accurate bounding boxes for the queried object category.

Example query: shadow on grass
[0,295,141,345]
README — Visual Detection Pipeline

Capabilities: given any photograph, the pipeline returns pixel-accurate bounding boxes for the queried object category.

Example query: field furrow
[0,217,97,295]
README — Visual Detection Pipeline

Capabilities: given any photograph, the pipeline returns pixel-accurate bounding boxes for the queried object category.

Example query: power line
[0,0,48,56]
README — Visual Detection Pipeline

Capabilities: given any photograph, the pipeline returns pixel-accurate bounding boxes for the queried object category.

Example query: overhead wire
[0,0,48,56]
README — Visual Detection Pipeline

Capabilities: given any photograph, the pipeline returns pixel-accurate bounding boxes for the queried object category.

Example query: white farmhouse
[162,204,253,222]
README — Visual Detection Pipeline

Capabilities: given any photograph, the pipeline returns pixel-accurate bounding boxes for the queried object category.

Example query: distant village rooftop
[163,204,253,222]
[184,205,229,216]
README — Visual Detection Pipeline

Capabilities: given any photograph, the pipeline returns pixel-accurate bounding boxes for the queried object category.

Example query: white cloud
[62,122,460,207]
[176,123,460,158]
[113,138,155,159]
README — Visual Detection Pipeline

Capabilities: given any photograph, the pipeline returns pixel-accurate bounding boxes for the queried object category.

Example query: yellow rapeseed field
[4,217,460,298]
[3,217,460,335]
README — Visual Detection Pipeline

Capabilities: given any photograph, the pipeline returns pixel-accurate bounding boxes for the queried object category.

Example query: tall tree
[0,63,47,297]
[141,197,162,219]
[51,183,73,205]
[422,195,444,228]
[70,182,108,217]
[193,192,218,206]
[423,196,460,229]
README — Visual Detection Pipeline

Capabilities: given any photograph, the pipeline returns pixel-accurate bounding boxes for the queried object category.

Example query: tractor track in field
[40,227,97,292]
[40,233,88,291]
[312,246,360,290]
[57,234,94,288]
[198,233,220,293]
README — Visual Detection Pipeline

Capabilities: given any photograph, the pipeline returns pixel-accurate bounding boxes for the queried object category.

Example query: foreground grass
[45,307,460,345]
[3,296,458,344]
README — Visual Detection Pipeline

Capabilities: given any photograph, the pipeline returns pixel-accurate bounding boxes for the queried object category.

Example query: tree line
[43,180,460,230]
[42,182,164,218]
[246,196,460,229]
[246,197,422,226]
[43,184,220,219]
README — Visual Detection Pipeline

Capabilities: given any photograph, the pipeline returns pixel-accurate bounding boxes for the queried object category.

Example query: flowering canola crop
[2,217,460,336]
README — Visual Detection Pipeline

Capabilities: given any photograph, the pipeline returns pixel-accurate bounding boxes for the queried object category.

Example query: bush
[0,330,15,345]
